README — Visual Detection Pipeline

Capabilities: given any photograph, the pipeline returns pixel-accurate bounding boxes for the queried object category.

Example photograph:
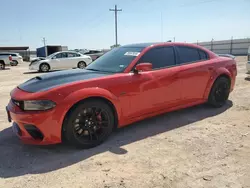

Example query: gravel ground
[0,57,249,188]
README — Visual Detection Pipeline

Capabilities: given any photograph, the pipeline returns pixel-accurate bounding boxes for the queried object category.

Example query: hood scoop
[35,76,42,80]
[17,69,113,93]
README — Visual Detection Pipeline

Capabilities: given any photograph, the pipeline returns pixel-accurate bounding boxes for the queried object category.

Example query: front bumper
[6,98,62,145]
[29,63,39,71]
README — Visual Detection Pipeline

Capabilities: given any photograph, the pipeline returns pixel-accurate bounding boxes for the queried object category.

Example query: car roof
[123,42,212,52]
[122,42,161,48]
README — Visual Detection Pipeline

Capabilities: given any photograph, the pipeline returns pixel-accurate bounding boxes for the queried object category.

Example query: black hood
[18,69,113,93]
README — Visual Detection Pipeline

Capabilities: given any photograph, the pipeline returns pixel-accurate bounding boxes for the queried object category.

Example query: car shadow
[0,68,11,71]
[0,100,233,178]
[245,77,250,81]
[23,70,61,74]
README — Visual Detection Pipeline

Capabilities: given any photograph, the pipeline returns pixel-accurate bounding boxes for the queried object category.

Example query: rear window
[198,50,208,60]
[177,46,201,64]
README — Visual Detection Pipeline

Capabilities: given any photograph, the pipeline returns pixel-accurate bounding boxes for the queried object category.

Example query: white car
[29,51,92,72]
[0,52,23,66]
[246,46,250,73]
[0,55,12,70]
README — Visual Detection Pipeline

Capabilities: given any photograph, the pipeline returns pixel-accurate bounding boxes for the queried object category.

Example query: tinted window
[177,46,200,64]
[199,50,208,60]
[138,47,175,69]
[67,52,77,57]
[55,52,67,59]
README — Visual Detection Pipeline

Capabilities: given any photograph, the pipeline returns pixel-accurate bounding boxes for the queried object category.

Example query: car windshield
[85,47,144,73]
[46,53,57,59]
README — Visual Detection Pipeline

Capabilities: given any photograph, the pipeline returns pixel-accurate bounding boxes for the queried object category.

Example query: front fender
[57,87,122,128]
[203,67,232,99]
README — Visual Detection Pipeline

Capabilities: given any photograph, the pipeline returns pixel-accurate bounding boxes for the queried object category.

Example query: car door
[66,52,78,68]
[50,52,68,69]
[123,46,182,118]
[175,46,212,103]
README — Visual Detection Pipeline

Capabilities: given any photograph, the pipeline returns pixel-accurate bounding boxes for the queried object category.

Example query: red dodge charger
[6,42,237,148]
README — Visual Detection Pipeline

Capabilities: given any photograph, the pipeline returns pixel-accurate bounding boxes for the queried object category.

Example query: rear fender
[57,87,122,128]
[203,67,231,99]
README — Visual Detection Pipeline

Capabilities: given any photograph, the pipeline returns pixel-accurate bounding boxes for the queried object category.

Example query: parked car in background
[29,51,92,72]
[0,55,12,70]
[0,52,23,66]
[217,54,235,59]
[7,42,237,148]
[83,49,105,61]
[246,46,250,73]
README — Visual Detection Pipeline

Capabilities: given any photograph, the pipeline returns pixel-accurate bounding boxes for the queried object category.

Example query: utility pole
[42,37,46,47]
[109,5,122,47]
[42,37,47,57]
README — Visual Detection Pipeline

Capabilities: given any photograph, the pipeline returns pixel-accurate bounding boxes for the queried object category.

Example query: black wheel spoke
[72,106,111,143]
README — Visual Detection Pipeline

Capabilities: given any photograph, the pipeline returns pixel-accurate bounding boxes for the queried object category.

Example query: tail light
[9,55,12,61]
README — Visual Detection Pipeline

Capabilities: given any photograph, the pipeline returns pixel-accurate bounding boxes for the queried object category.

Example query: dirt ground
[0,57,249,188]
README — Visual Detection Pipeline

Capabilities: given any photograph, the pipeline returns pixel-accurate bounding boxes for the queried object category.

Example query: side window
[177,46,200,64]
[55,52,67,59]
[198,50,208,60]
[138,47,175,69]
[67,52,77,58]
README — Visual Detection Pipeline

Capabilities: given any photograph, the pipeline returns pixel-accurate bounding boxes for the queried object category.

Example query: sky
[0,0,250,50]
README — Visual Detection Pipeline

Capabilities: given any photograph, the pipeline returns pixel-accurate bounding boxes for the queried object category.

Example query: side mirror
[134,63,152,74]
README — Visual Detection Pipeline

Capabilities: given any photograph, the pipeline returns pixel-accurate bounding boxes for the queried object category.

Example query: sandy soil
[0,57,249,188]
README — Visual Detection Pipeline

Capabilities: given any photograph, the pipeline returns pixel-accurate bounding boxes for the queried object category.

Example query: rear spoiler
[217,54,236,59]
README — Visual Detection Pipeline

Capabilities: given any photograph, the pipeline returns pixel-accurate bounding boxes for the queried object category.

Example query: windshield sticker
[119,65,125,68]
[124,52,140,56]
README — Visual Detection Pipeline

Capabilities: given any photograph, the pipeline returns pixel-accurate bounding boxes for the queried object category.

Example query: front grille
[24,124,44,140]
[12,99,24,110]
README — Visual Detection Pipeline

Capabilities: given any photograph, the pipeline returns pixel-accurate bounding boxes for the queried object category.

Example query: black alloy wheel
[208,77,230,108]
[63,100,114,148]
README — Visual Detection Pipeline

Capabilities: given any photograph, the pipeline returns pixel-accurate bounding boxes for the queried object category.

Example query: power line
[109,5,122,46]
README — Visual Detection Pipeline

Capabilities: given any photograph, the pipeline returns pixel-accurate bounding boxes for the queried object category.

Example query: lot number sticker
[124,52,140,56]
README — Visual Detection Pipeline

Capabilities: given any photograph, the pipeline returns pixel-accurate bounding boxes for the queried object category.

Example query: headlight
[23,100,56,111]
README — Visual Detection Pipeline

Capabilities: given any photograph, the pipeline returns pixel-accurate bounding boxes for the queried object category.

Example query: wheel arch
[0,60,5,65]
[61,95,120,142]
[39,62,51,70]
[77,61,86,68]
[204,71,231,100]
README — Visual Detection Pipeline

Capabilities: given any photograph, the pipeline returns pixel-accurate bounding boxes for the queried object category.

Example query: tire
[77,61,86,69]
[0,62,5,70]
[12,60,18,66]
[63,100,115,148]
[208,77,230,108]
[39,63,50,72]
